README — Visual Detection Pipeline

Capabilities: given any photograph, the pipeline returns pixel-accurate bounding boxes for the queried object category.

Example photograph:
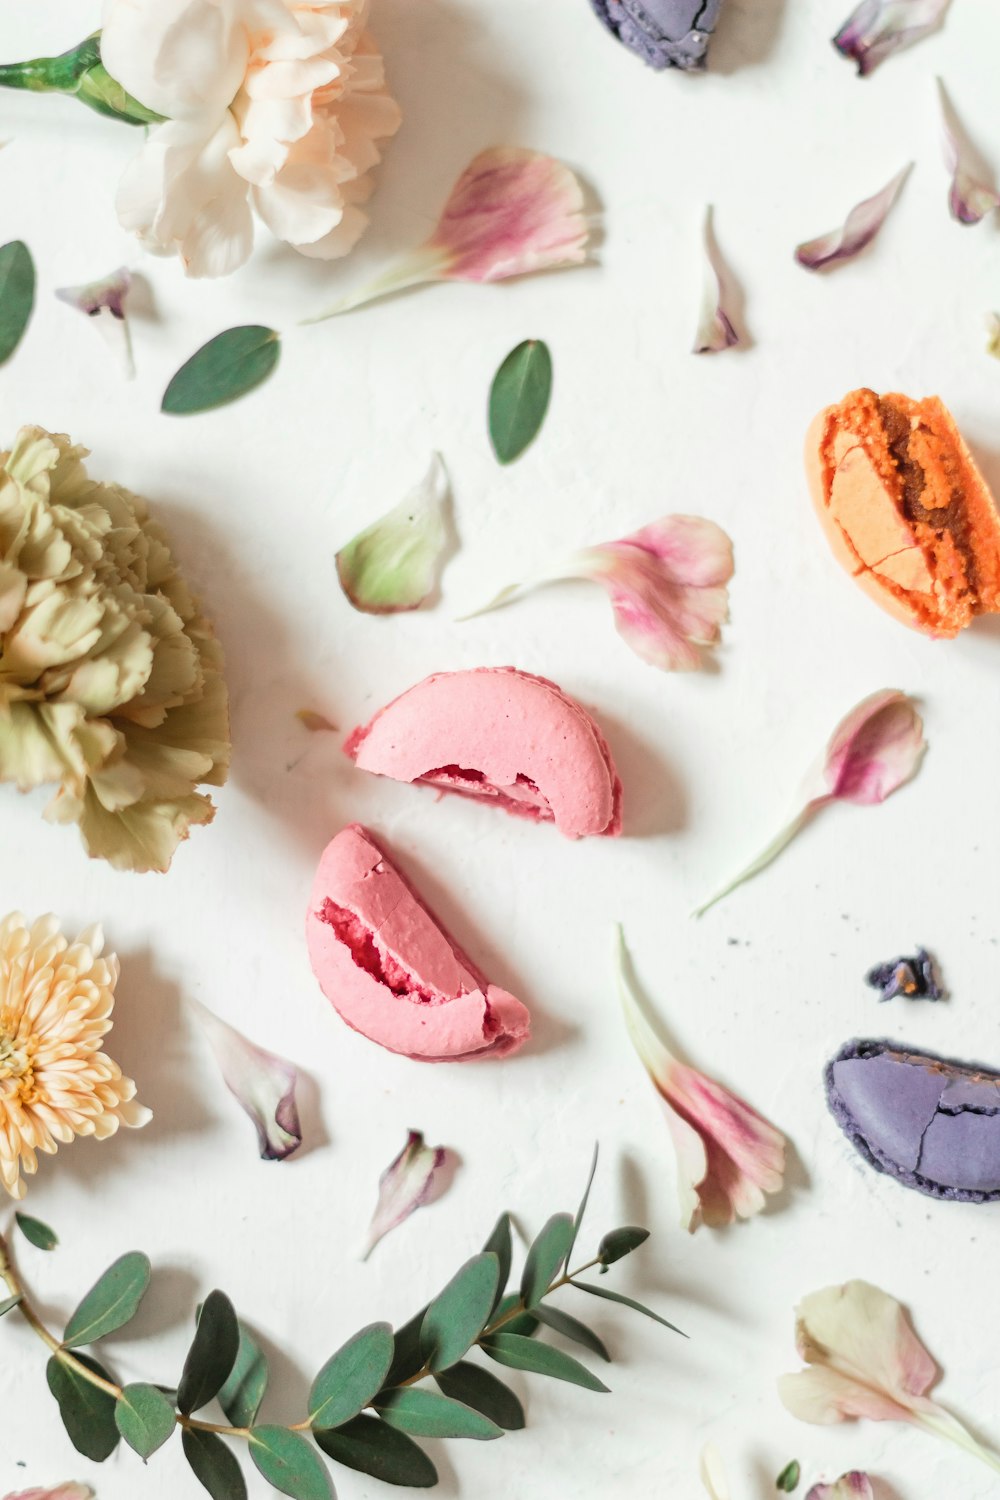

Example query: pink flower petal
[779,1281,1000,1476]
[795,165,910,270]
[833,0,950,75]
[4,1488,93,1500]
[362,1130,449,1259]
[616,927,786,1233]
[693,208,740,355]
[821,689,925,804]
[938,78,1000,225]
[188,998,302,1162]
[807,1476,875,1500]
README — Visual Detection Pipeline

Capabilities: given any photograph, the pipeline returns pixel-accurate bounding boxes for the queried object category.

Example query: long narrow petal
[833,0,950,75]
[55,267,134,377]
[795,165,910,270]
[362,1130,449,1259]
[699,1445,732,1500]
[693,208,740,355]
[5,1487,94,1500]
[188,998,302,1161]
[336,454,450,614]
[692,805,817,917]
[938,78,1000,225]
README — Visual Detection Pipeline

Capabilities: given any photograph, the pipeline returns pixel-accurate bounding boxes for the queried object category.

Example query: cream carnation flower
[101,0,402,277]
[0,914,150,1201]
[0,426,230,873]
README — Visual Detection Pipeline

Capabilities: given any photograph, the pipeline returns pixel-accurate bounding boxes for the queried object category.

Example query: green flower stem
[0,34,163,125]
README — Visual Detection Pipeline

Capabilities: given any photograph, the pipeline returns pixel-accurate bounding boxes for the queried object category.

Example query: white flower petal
[362,1130,449,1259]
[188,997,302,1161]
[101,0,249,121]
[336,454,450,614]
[254,162,346,245]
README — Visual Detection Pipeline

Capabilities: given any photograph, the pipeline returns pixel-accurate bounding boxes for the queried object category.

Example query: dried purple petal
[796,165,910,271]
[833,0,950,77]
[938,79,1000,226]
[55,267,134,376]
[693,207,740,355]
[362,1129,449,1259]
[188,998,302,1161]
[865,948,942,1002]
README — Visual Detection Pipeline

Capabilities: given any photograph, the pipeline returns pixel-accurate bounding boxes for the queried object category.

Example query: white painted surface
[2,3,1000,1497]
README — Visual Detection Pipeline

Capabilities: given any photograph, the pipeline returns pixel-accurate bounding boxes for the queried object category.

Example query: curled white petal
[362,1130,448,1259]
[188,997,302,1161]
[796,165,910,270]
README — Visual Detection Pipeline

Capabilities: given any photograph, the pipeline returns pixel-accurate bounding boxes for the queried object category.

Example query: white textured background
[2,2,1000,1498]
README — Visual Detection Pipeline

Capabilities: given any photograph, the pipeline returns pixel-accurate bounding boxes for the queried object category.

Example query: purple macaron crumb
[865,947,942,1002]
[826,1038,1000,1204]
[590,0,724,70]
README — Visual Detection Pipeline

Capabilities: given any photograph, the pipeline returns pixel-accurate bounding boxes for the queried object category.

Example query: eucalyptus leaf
[492,1292,539,1338]
[177,1290,240,1415]
[573,1280,685,1335]
[480,1333,609,1393]
[482,1212,512,1314]
[182,1428,248,1500]
[534,1305,611,1361]
[46,1352,120,1461]
[0,1294,22,1318]
[384,1306,428,1388]
[776,1459,801,1492]
[420,1252,499,1373]
[115,1382,176,1459]
[488,339,552,464]
[565,1142,598,1271]
[162,326,281,416]
[435,1361,525,1431]
[218,1319,269,1429]
[598,1226,649,1268]
[62,1252,151,1348]
[309,1322,394,1429]
[0,241,35,366]
[15,1212,58,1251]
[520,1214,574,1308]
[315,1413,437,1488]
[248,1424,333,1500]
[375,1386,502,1440]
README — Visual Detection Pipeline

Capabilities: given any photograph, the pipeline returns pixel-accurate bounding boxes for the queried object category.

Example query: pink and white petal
[938,78,1000,225]
[188,997,302,1162]
[660,1095,710,1232]
[254,163,346,245]
[822,689,925,804]
[101,0,248,121]
[362,1130,449,1259]
[5,1486,94,1500]
[791,1282,937,1412]
[693,208,740,354]
[795,164,910,270]
[833,0,951,76]
[604,570,706,671]
[614,515,735,587]
[806,1475,875,1500]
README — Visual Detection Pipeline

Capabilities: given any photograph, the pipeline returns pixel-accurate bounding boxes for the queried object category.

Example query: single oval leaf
[0,241,35,365]
[15,1211,57,1251]
[420,1252,500,1373]
[315,1413,437,1488]
[521,1213,574,1308]
[492,1292,539,1338]
[46,1352,120,1461]
[598,1226,649,1268]
[573,1279,685,1335]
[384,1306,428,1388]
[162,326,281,416]
[435,1361,525,1430]
[218,1319,269,1429]
[183,1428,249,1500]
[63,1251,152,1348]
[375,1385,502,1440]
[488,338,553,464]
[249,1425,334,1500]
[534,1305,611,1361]
[178,1290,241,1415]
[482,1213,513,1315]
[480,1332,609,1393]
[115,1382,176,1459]
[309,1321,395,1429]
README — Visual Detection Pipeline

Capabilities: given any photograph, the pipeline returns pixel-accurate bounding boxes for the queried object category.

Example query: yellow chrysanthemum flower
[0,426,230,872]
[0,913,150,1200]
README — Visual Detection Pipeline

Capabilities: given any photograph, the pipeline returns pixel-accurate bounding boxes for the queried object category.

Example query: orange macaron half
[806,387,1000,636]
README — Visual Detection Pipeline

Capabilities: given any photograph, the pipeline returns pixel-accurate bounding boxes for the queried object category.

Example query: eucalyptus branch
[0,1157,681,1500]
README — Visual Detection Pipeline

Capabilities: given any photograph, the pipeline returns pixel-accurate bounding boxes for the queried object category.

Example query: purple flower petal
[693,207,740,355]
[806,1475,875,1500]
[362,1130,449,1259]
[55,267,134,376]
[833,0,950,76]
[938,78,1000,225]
[796,165,910,270]
[188,998,302,1162]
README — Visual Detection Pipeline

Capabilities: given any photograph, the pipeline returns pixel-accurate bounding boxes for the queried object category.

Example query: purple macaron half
[590,0,724,70]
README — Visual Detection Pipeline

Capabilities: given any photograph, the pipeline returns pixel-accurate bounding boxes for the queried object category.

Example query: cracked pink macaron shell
[345,667,623,838]
[307,824,531,1062]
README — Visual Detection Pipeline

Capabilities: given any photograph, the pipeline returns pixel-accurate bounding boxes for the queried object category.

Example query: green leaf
[248,1425,333,1500]
[420,1252,500,1373]
[573,1280,685,1335]
[435,1361,525,1431]
[488,339,552,464]
[115,1382,176,1459]
[492,1292,539,1338]
[309,1321,394,1429]
[597,1226,649,1268]
[565,1142,598,1271]
[480,1333,609,1393]
[15,1211,58,1251]
[46,1351,120,1461]
[0,1294,22,1318]
[375,1386,502,1440]
[776,1459,801,1492]
[0,241,35,366]
[218,1319,269,1429]
[534,1305,611,1361]
[162,326,281,416]
[482,1212,513,1314]
[520,1213,574,1308]
[63,1252,151,1348]
[182,1429,248,1500]
[315,1414,436,1488]
[384,1306,427,1388]
[177,1291,240,1415]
